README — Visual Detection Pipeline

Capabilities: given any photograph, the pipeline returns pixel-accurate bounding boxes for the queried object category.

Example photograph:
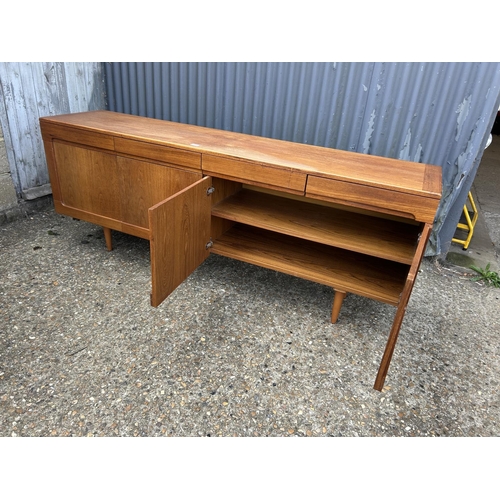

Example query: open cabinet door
[149,176,213,307]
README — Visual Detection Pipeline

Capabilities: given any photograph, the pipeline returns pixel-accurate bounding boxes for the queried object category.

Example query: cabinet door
[117,156,202,230]
[53,141,121,220]
[149,176,213,307]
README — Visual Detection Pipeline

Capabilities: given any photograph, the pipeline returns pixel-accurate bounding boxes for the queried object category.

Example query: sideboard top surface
[40,110,442,200]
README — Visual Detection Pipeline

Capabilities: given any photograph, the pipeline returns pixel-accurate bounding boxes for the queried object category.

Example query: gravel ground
[1,205,499,438]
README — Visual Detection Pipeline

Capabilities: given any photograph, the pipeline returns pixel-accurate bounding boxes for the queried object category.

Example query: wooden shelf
[211,224,409,306]
[212,189,420,264]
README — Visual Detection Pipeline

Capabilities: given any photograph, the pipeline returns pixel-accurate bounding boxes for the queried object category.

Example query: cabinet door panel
[53,141,121,220]
[118,156,202,229]
[149,176,212,307]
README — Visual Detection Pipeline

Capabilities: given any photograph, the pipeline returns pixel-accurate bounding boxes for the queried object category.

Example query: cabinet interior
[210,184,416,305]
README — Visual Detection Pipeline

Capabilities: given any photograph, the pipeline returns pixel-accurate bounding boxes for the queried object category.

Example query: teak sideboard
[39,110,442,391]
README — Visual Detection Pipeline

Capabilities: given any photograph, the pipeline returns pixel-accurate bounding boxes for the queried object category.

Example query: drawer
[114,137,201,170]
[203,155,306,195]
[41,122,115,151]
[306,175,439,222]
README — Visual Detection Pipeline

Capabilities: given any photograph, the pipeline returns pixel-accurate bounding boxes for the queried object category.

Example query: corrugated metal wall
[0,62,106,200]
[104,62,500,256]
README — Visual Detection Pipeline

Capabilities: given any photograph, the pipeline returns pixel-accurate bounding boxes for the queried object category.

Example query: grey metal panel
[105,62,500,256]
[0,62,106,198]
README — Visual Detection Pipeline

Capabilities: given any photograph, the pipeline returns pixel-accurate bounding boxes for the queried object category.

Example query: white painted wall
[0,121,17,212]
[0,62,106,215]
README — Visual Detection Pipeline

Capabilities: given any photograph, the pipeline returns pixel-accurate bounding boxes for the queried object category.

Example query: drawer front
[114,137,201,170]
[306,175,439,222]
[203,155,306,194]
[41,122,115,151]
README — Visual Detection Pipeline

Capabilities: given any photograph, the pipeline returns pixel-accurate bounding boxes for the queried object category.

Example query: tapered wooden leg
[331,290,346,323]
[373,222,433,391]
[103,227,113,251]
[373,303,407,391]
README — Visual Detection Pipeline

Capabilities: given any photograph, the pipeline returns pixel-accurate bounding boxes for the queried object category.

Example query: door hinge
[206,186,215,196]
[206,238,214,250]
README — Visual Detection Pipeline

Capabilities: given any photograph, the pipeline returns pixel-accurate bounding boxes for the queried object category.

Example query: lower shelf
[211,223,409,306]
